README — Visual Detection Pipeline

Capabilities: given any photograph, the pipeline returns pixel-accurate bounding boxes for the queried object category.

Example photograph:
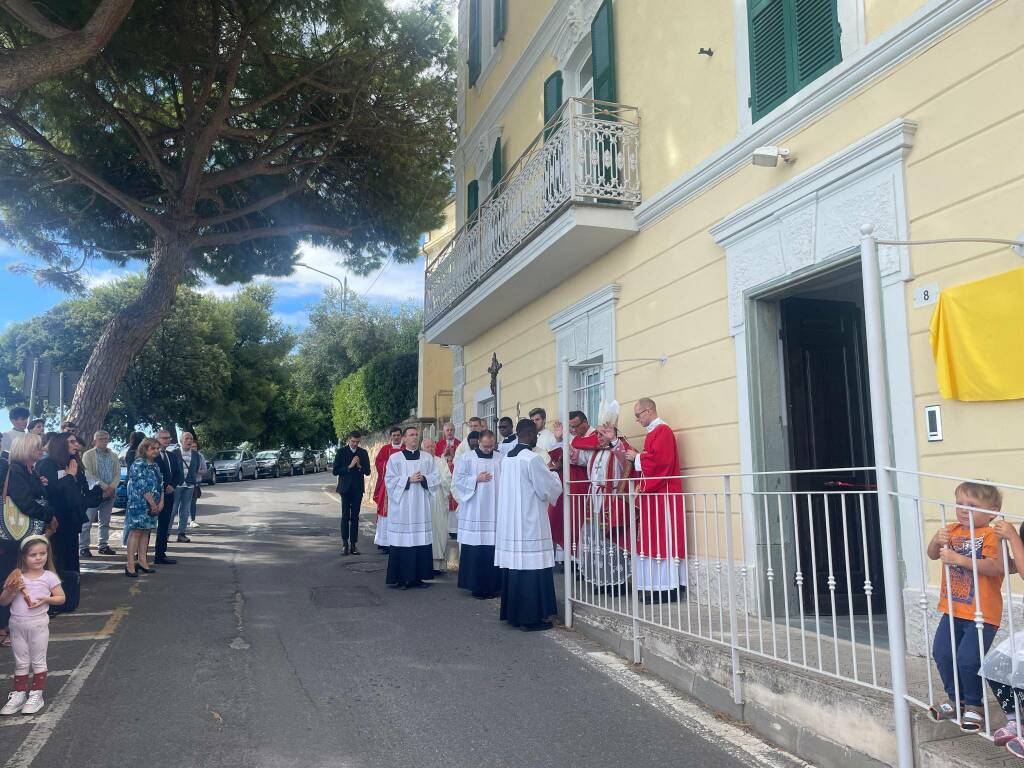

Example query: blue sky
[0,240,425,432]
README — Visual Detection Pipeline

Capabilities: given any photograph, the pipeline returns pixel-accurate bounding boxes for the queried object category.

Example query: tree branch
[0,106,166,234]
[0,0,134,95]
[198,169,317,228]
[194,223,353,249]
[81,80,180,191]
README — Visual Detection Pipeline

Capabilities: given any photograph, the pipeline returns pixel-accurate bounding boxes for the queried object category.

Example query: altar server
[420,437,452,574]
[452,430,502,599]
[372,426,403,551]
[384,427,439,589]
[495,419,563,630]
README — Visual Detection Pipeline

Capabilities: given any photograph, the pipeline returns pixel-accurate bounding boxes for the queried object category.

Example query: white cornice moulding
[710,119,917,244]
[549,283,622,331]
[636,0,998,230]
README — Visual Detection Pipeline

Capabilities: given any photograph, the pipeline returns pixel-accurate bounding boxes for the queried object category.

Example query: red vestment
[546,447,567,550]
[372,443,401,516]
[635,422,685,560]
[435,437,460,457]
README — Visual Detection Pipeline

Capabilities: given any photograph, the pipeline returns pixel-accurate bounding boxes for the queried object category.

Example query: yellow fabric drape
[929,267,1024,401]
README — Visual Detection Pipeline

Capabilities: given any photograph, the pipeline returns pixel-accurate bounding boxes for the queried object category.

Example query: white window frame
[733,0,866,132]
[549,284,620,424]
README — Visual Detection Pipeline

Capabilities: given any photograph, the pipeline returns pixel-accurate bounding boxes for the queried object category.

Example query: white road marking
[50,611,113,619]
[3,641,109,766]
[49,634,111,643]
[549,632,812,768]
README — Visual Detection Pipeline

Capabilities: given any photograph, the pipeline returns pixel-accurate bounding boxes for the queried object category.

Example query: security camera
[752,146,794,167]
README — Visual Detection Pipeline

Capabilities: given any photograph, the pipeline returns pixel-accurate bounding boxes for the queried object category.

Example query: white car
[212,450,258,481]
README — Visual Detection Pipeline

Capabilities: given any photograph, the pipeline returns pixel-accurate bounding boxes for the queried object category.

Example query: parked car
[289,449,316,475]
[255,449,292,478]
[313,450,329,472]
[213,449,258,481]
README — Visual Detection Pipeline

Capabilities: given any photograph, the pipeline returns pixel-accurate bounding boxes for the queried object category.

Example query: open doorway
[749,261,886,616]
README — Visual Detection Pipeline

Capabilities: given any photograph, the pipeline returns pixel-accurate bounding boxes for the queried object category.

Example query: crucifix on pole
[487,353,502,396]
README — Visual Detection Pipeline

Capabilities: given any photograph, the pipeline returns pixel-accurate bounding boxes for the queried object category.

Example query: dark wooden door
[781,297,885,615]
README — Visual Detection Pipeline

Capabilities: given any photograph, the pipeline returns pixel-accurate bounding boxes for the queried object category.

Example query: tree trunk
[67,236,188,439]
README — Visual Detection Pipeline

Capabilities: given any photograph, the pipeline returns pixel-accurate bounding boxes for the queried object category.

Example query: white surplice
[496,435,517,457]
[495,446,562,571]
[452,450,502,546]
[384,450,439,548]
[429,454,452,568]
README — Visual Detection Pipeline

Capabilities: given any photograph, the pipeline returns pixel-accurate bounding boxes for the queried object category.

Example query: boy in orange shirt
[927,482,1004,732]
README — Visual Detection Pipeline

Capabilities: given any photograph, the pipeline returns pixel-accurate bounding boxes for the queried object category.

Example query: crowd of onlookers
[0,407,209,716]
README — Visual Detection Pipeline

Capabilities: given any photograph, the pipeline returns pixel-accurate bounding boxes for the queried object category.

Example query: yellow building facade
[424,0,1023,603]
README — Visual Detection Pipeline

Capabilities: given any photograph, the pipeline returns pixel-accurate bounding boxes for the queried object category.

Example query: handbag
[0,466,47,542]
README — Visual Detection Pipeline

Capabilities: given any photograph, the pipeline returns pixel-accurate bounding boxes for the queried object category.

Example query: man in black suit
[333,431,371,555]
[154,428,184,565]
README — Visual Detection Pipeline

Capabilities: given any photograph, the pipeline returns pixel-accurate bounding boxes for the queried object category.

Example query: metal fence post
[561,356,573,629]
[722,474,743,705]
[860,225,914,768]
[626,476,641,664]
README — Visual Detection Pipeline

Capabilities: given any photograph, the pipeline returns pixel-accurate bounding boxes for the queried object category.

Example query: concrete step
[919,734,1019,767]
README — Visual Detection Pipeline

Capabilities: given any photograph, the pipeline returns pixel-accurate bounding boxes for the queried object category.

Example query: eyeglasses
[634,408,652,419]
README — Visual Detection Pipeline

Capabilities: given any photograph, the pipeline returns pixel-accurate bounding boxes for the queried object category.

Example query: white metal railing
[424,99,640,325]
[563,465,1024,751]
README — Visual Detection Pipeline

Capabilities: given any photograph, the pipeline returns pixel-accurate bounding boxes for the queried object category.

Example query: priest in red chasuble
[372,426,403,551]
[623,397,687,602]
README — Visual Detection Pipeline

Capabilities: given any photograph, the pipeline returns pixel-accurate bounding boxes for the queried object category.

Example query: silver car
[212,450,258,481]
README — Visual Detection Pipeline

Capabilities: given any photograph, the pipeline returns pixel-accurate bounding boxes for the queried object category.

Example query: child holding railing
[982,519,1024,757]
[927,482,1004,734]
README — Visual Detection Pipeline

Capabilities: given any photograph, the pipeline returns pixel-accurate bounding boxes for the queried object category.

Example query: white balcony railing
[424,99,640,326]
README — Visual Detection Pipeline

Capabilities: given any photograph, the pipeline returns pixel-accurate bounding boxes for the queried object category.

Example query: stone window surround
[549,283,621,420]
[710,117,923,586]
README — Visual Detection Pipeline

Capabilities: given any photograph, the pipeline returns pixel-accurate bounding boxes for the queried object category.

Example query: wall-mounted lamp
[751,146,795,167]
[698,47,714,57]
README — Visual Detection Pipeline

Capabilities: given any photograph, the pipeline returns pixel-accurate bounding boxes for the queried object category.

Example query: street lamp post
[295,262,348,310]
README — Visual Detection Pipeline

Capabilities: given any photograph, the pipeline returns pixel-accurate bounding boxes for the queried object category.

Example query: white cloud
[199,242,424,306]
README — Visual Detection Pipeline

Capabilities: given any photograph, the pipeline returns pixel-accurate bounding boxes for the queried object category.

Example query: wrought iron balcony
[424,99,640,330]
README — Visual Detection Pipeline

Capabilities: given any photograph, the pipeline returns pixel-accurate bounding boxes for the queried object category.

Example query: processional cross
[487,353,502,396]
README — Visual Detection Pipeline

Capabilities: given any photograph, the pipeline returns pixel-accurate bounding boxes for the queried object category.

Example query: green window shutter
[590,0,617,104]
[543,70,563,139]
[748,0,841,121]
[467,179,479,220]
[493,0,506,45]
[793,0,841,88]
[491,137,503,189]
[748,0,791,121]
[468,0,481,87]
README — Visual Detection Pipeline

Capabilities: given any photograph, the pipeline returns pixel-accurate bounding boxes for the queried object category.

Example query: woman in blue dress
[124,437,163,577]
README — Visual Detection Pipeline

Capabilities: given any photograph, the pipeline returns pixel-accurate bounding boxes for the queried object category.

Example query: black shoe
[176,535,191,543]
[98,546,117,556]
[154,556,177,565]
[350,545,360,555]
[342,542,350,556]
[136,564,156,574]
[124,567,138,578]
[522,621,553,632]
[80,548,93,558]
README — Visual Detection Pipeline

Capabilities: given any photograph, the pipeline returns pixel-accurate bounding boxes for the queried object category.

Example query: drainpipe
[859,225,913,768]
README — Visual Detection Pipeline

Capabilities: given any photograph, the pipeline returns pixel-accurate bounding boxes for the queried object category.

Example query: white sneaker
[20,691,44,715]
[188,519,199,528]
[1,691,26,715]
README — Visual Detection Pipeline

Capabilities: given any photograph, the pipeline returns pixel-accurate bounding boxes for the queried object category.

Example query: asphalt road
[0,472,804,768]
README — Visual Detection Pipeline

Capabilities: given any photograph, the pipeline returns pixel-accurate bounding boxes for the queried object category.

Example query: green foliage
[0,277,293,444]
[332,369,372,439]
[363,351,418,431]
[292,289,421,443]
[0,0,457,286]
